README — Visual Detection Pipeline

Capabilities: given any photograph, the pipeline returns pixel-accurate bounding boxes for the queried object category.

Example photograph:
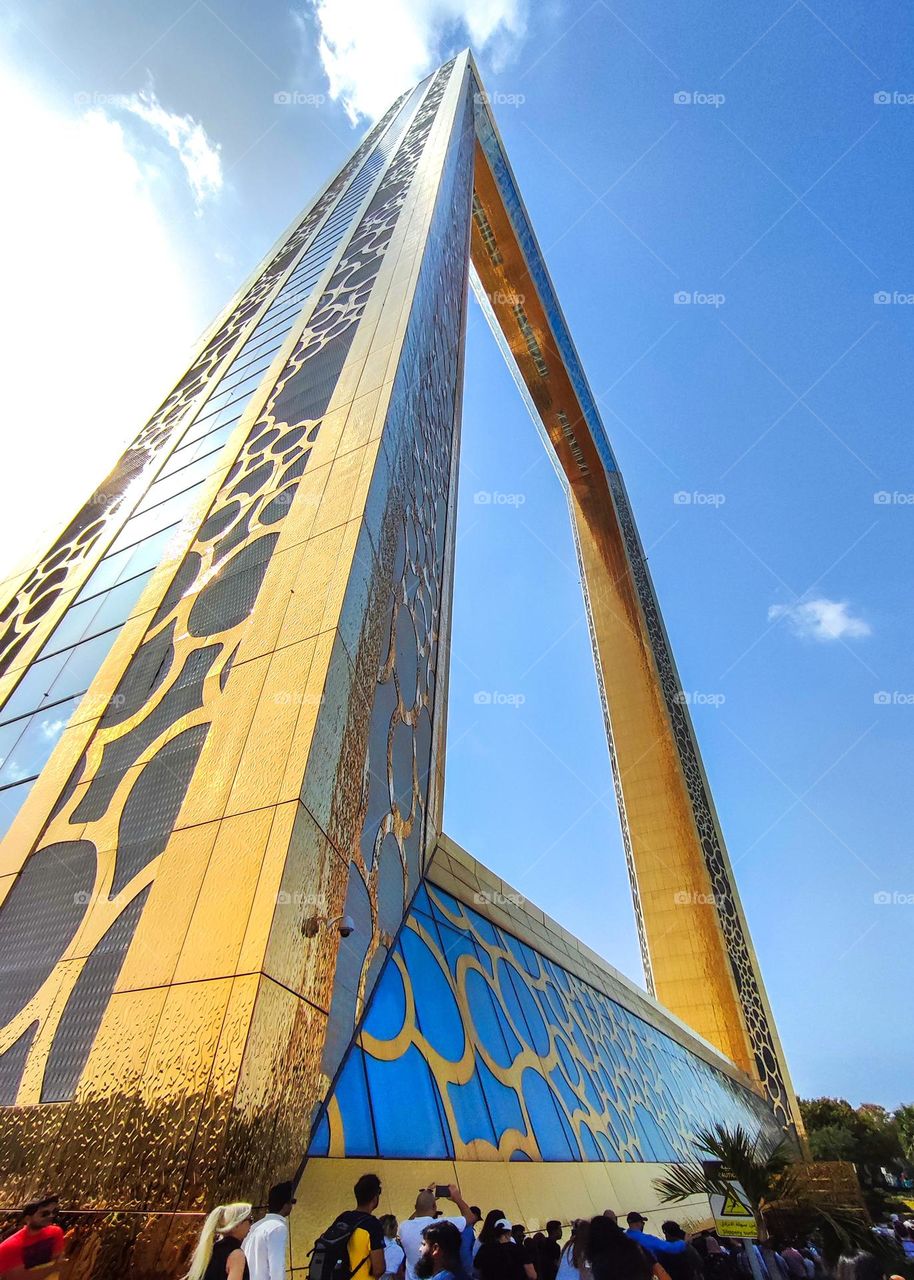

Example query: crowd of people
[179,1176,914,1280]
[0,1181,911,1280]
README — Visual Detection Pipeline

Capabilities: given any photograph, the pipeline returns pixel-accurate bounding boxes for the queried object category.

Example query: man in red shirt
[0,1195,66,1273]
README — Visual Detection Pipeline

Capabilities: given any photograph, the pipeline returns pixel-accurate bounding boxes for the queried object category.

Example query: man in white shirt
[398,1185,472,1280]
[243,1181,295,1280]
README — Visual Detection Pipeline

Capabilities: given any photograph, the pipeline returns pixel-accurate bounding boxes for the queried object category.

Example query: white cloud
[304,0,528,122]
[768,598,872,642]
[0,69,214,583]
[117,88,223,210]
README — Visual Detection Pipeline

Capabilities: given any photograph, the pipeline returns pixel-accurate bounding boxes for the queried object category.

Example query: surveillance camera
[338,914,355,938]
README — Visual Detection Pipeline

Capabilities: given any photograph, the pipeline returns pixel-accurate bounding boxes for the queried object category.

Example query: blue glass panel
[550,1063,582,1120]
[365,1044,449,1158]
[309,1110,330,1156]
[0,706,70,787]
[0,650,69,725]
[521,1068,575,1161]
[466,967,521,1068]
[464,902,499,947]
[510,1150,532,1161]
[411,881,435,920]
[334,1047,376,1156]
[555,1034,580,1085]
[433,915,491,981]
[0,779,35,839]
[497,958,550,1056]
[595,1130,620,1161]
[361,948,407,1042]
[505,933,540,979]
[579,1122,601,1161]
[477,1052,526,1143]
[399,925,465,1063]
[427,884,465,923]
[448,1063,497,1148]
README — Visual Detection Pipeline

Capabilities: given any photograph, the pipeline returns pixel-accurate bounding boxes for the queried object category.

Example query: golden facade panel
[0,49,802,1277]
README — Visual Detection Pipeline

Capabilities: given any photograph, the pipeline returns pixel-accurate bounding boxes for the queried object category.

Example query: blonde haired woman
[185,1202,253,1280]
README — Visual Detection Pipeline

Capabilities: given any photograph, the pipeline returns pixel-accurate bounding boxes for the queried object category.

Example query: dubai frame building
[0,52,802,1277]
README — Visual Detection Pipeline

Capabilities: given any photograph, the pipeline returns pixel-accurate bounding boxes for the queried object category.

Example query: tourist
[416,1221,464,1280]
[184,1202,252,1280]
[779,1241,807,1280]
[660,1222,704,1280]
[399,1185,472,1280]
[537,1222,563,1280]
[625,1213,687,1260]
[458,1206,482,1279]
[834,1252,888,1280]
[0,1194,66,1273]
[243,1181,295,1280]
[557,1220,591,1280]
[310,1173,385,1280]
[475,1216,536,1280]
[380,1215,405,1280]
[587,1215,652,1280]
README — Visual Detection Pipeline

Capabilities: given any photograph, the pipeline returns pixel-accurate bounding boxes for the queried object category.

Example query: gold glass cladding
[0,93,409,701]
[0,42,802,1278]
[0,52,475,1276]
[467,108,799,1131]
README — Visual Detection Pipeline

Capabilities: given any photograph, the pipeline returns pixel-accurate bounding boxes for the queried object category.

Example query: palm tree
[653,1122,796,1241]
[654,1122,889,1268]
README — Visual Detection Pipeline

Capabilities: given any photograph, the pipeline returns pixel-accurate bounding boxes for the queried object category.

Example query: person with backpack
[309,1173,386,1280]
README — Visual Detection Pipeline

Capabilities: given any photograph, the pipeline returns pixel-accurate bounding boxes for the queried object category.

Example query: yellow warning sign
[710,1182,756,1238]
[722,1190,752,1217]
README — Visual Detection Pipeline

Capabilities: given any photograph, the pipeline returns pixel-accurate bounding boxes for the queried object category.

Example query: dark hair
[588,1217,652,1280]
[567,1220,590,1270]
[268,1182,294,1214]
[662,1222,685,1240]
[512,1225,526,1243]
[423,1220,462,1266]
[22,1196,58,1217]
[547,1221,562,1234]
[835,1253,887,1280]
[354,1174,382,1206]
[480,1210,507,1246]
[470,1207,482,1221]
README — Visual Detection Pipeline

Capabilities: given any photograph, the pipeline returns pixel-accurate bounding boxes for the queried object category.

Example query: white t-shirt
[398,1216,466,1280]
[242,1213,289,1280]
[384,1237,406,1276]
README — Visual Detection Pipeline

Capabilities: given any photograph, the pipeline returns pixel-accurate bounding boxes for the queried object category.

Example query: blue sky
[2,0,912,1109]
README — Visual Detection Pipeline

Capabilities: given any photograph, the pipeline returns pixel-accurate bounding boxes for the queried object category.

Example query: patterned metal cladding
[307,70,474,1087]
[606,472,793,1126]
[309,881,782,1161]
[0,94,408,684]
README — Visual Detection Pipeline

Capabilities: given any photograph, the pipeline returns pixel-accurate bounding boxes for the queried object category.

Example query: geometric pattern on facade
[309,881,783,1163]
[0,47,803,1277]
[606,471,792,1128]
[0,88,416,839]
[0,70,450,1109]
[0,90,410,691]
